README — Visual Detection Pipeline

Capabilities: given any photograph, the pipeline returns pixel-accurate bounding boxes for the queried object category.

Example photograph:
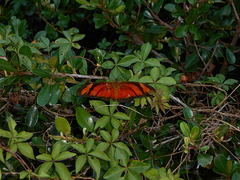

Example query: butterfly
[77,81,155,102]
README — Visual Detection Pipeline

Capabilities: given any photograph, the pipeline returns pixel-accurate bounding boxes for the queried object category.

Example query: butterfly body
[77,82,155,102]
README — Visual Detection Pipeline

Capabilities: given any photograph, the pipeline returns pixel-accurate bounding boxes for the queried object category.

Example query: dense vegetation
[0,0,240,179]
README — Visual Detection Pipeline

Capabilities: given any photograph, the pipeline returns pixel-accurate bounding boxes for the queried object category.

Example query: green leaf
[6,143,17,160]
[114,142,132,156]
[103,166,125,179]
[76,107,94,132]
[75,155,87,174]
[115,148,129,167]
[226,48,236,64]
[143,168,159,180]
[200,145,210,152]
[54,162,71,180]
[95,142,109,152]
[100,130,111,142]
[89,100,110,115]
[126,169,141,180]
[94,116,110,130]
[0,148,4,162]
[8,117,17,133]
[71,144,86,153]
[17,143,35,160]
[190,126,200,140]
[32,69,51,78]
[150,67,160,82]
[175,24,189,38]
[36,154,52,161]
[111,129,119,142]
[86,138,94,153]
[25,104,39,127]
[133,61,145,74]
[55,117,71,135]
[52,143,61,160]
[184,52,199,70]
[111,117,120,129]
[37,84,51,106]
[102,61,115,69]
[157,77,176,85]
[88,156,101,180]
[223,79,238,85]
[112,112,130,120]
[145,58,162,67]
[19,171,29,179]
[129,160,150,173]
[73,34,85,42]
[232,172,240,180]
[59,44,71,65]
[183,107,193,119]
[118,55,139,67]
[55,151,76,161]
[93,13,108,29]
[140,42,152,60]
[89,150,110,161]
[0,58,17,72]
[49,83,60,105]
[16,131,33,142]
[214,154,227,173]
[38,162,53,175]
[197,153,213,167]
[180,122,190,137]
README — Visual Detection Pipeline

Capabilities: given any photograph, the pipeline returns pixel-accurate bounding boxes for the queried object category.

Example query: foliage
[0,0,240,179]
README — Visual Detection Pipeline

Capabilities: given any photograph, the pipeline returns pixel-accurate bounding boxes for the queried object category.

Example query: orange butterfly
[77,82,155,102]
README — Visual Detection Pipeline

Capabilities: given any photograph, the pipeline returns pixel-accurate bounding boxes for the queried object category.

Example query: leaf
[0,58,17,72]
[111,129,119,142]
[71,144,86,153]
[143,168,159,180]
[88,156,101,180]
[103,166,125,179]
[89,150,110,161]
[54,162,71,180]
[214,154,227,174]
[112,112,130,120]
[150,67,160,82]
[55,117,71,135]
[8,117,17,133]
[157,77,176,85]
[49,83,60,105]
[85,138,94,153]
[16,131,33,142]
[100,130,111,142]
[102,61,115,69]
[32,69,51,78]
[183,107,193,119]
[175,24,189,38]
[197,154,213,167]
[6,143,17,160]
[37,84,51,106]
[17,143,35,160]
[36,154,52,161]
[75,155,87,174]
[126,169,141,180]
[52,143,61,160]
[25,104,39,127]
[140,42,152,60]
[129,160,150,173]
[55,151,76,161]
[38,162,53,175]
[117,55,139,67]
[0,148,4,162]
[89,100,110,115]
[94,116,110,130]
[114,142,132,156]
[180,122,190,137]
[115,148,129,167]
[232,172,240,180]
[226,48,236,64]
[190,126,201,140]
[76,107,94,132]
